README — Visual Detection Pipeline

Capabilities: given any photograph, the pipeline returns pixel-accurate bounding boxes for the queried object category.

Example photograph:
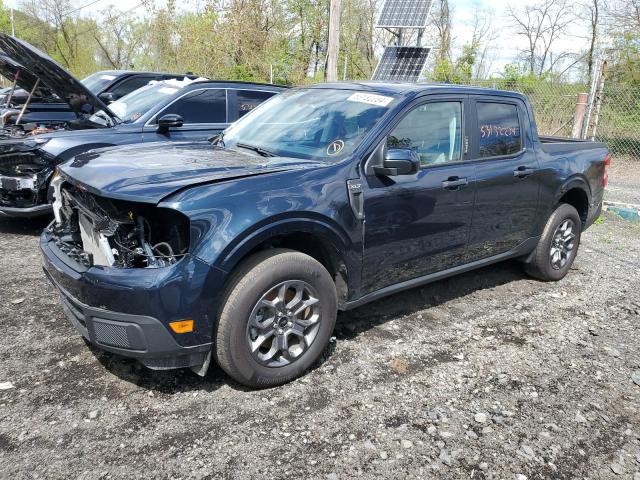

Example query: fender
[555,174,591,204]
[214,214,355,275]
[196,214,361,317]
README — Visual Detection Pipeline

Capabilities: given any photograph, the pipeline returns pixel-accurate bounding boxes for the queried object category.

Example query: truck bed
[539,135,608,155]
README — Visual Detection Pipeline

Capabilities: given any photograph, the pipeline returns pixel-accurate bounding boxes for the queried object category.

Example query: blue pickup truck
[40,83,609,387]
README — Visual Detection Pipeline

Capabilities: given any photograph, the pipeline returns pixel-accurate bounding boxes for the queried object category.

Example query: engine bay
[49,178,190,269]
[0,141,54,208]
[0,121,68,140]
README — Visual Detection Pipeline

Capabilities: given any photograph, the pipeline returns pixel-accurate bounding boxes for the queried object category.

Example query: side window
[108,75,157,98]
[476,102,521,157]
[160,89,227,124]
[236,90,276,118]
[387,102,462,166]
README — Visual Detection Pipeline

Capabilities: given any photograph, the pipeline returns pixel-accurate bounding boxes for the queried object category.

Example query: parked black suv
[0,35,197,127]
[0,35,285,217]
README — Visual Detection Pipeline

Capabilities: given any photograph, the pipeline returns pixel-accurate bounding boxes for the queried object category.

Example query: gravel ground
[606,159,640,205]
[0,212,639,480]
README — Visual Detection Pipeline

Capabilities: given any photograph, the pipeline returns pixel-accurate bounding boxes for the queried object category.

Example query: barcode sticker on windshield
[347,92,394,107]
[158,87,179,95]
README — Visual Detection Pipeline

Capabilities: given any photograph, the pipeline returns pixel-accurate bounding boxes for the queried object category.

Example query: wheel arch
[556,176,591,225]
[215,216,357,305]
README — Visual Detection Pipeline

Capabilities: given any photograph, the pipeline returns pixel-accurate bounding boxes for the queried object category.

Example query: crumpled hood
[59,141,324,203]
[0,34,116,120]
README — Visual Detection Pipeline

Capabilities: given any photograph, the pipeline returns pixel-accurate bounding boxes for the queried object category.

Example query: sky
[450,0,592,75]
[4,0,594,77]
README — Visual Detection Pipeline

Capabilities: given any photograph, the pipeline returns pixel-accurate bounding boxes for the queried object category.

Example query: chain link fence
[590,83,640,160]
[456,78,640,161]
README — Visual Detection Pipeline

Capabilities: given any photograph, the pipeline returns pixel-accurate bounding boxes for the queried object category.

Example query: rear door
[361,96,476,293]
[467,96,540,259]
[227,89,278,122]
[142,88,228,142]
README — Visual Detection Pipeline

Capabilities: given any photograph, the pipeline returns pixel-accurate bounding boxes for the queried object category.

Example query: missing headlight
[52,182,190,269]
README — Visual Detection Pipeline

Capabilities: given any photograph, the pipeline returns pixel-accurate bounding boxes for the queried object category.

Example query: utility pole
[10,8,15,37]
[326,0,341,82]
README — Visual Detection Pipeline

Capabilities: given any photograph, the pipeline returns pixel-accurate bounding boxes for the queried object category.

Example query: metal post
[571,92,589,139]
[343,55,347,80]
[583,57,601,139]
[590,60,608,141]
[326,0,341,82]
[16,78,39,126]
[5,70,19,107]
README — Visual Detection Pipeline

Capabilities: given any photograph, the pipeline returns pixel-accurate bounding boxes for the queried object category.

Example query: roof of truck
[310,81,525,99]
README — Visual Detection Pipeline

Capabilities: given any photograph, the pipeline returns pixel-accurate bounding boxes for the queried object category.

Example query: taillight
[602,153,611,188]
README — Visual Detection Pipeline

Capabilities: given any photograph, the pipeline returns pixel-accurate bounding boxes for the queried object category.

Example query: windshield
[90,81,183,125]
[81,72,118,93]
[223,88,396,162]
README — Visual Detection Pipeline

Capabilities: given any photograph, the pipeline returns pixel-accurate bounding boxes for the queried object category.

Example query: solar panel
[371,46,430,82]
[376,0,435,28]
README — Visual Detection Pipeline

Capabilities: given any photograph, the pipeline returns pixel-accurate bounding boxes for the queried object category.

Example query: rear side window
[477,102,521,157]
[236,90,276,118]
[108,75,157,98]
[160,89,227,124]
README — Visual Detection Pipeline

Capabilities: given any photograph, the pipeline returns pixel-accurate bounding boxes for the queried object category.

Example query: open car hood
[0,34,117,120]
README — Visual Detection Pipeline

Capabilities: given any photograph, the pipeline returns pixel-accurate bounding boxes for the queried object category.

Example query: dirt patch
[0,211,639,479]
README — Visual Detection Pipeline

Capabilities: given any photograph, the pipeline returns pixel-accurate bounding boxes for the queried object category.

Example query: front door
[142,88,229,142]
[361,98,476,294]
[466,97,541,259]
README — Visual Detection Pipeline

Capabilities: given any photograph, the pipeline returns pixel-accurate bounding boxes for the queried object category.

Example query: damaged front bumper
[0,140,54,217]
[0,203,51,217]
[40,227,222,372]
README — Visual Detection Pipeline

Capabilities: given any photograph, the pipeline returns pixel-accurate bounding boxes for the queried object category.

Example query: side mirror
[374,148,420,176]
[156,114,184,134]
[98,92,117,103]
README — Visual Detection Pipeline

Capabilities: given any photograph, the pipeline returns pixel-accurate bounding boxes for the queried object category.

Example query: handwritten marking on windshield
[327,139,345,156]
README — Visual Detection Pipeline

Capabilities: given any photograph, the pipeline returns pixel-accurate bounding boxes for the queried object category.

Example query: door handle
[442,177,468,190]
[513,166,537,178]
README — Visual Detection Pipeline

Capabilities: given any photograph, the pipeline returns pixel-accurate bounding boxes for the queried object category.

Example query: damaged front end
[0,139,55,215]
[49,176,190,269]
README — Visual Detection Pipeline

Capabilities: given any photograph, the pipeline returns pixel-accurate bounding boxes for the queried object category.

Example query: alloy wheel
[550,219,576,270]
[246,280,322,367]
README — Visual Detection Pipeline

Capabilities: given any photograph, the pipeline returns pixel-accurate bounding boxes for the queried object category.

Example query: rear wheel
[215,249,337,388]
[524,203,582,281]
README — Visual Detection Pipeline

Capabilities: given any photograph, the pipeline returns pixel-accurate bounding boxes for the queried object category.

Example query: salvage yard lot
[0,213,639,479]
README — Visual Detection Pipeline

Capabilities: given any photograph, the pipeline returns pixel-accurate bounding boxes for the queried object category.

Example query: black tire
[215,249,337,388]
[524,203,582,281]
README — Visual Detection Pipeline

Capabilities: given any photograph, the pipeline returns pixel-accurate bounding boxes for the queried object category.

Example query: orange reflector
[169,320,194,334]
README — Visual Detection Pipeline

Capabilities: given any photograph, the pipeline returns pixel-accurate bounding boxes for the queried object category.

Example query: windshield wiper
[209,132,225,147]
[235,142,276,157]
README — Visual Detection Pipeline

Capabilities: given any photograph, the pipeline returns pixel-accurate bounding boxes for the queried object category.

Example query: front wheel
[215,249,337,388]
[524,203,582,281]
